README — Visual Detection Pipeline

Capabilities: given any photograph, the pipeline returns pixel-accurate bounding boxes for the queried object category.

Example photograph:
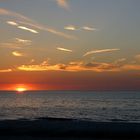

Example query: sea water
[0,91,140,122]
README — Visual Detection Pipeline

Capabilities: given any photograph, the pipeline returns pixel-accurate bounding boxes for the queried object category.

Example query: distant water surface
[0,91,140,122]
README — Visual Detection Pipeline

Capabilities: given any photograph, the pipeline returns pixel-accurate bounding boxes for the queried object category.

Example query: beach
[0,117,140,140]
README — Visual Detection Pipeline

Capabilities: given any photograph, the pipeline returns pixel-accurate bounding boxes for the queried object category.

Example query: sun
[12,84,34,92]
[15,87,27,92]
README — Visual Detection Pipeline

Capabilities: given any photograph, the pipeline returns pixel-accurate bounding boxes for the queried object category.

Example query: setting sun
[14,84,30,92]
[16,87,27,92]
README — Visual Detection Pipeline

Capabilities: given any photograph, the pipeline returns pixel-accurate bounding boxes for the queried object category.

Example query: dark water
[0,91,140,122]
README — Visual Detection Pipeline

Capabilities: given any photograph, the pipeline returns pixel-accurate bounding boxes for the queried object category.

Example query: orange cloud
[0,69,12,73]
[12,51,25,57]
[122,64,140,71]
[17,59,140,72]
[135,54,140,61]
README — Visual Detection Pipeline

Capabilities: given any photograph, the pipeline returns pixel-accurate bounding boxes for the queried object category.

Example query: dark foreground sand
[0,117,140,140]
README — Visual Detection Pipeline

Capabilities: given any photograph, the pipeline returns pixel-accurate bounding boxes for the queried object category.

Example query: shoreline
[0,117,140,139]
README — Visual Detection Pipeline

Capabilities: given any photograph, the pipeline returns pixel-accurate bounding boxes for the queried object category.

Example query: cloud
[15,38,32,45]
[18,21,76,40]
[135,54,140,61]
[114,58,126,65]
[1,8,76,39]
[83,48,120,57]
[56,0,69,9]
[17,61,118,72]
[0,38,32,49]
[7,21,18,26]
[18,26,38,34]
[0,69,12,73]
[82,26,97,31]
[57,47,73,52]
[122,64,140,71]
[12,51,25,57]
[64,25,77,31]
[17,59,140,72]
[0,8,31,21]
[7,20,38,34]
[64,25,97,32]
[7,20,39,34]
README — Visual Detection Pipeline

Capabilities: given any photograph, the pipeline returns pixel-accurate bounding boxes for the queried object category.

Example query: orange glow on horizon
[0,84,43,91]
[16,87,27,92]
[14,84,29,93]
[13,84,32,92]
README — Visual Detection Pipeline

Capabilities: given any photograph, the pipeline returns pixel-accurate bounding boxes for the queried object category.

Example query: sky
[0,0,140,90]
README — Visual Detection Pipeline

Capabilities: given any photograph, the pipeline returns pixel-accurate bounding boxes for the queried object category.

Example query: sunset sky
[0,0,140,90]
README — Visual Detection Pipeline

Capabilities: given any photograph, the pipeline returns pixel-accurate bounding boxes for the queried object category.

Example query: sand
[0,117,140,139]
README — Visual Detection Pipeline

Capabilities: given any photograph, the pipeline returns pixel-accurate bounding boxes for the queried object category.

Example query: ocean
[0,91,140,122]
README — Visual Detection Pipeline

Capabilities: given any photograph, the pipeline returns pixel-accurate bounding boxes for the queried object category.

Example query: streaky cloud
[57,47,73,52]
[122,64,140,71]
[64,25,98,32]
[64,25,77,31]
[0,8,31,21]
[0,69,12,73]
[7,21,18,26]
[135,54,140,61]
[83,48,120,57]
[12,51,24,57]
[1,8,76,39]
[6,20,39,34]
[18,21,77,40]
[18,26,39,34]
[15,38,32,45]
[0,38,32,49]
[82,26,97,31]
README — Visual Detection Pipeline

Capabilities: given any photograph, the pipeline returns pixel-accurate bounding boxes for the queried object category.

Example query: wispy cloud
[64,25,98,32]
[7,20,39,34]
[15,38,32,45]
[0,38,32,49]
[18,26,38,34]
[83,48,120,57]
[114,58,126,65]
[135,54,140,61]
[82,26,97,31]
[12,51,25,57]
[56,0,69,9]
[18,21,76,40]
[122,64,140,71]
[0,69,12,73]
[57,47,73,52]
[7,21,18,26]
[0,8,31,21]
[64,25,77,31]
[1,8,76,39]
